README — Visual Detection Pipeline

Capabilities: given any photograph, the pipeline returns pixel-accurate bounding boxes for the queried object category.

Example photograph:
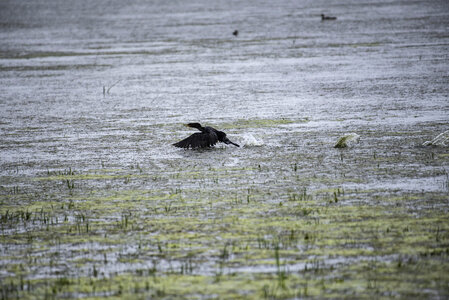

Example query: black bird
[232,30,239,37]
[321,14,337,21]
[173,123,240,149]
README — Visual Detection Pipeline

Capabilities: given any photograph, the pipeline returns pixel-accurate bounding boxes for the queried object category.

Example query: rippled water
[1,0,448,169]
[1,0,448,298]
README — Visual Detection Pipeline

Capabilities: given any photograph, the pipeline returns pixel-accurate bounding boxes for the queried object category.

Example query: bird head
[186,123,202,129]
[217,131,240,147]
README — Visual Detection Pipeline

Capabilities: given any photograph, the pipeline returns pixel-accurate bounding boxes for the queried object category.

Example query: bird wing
[173,132,218,149]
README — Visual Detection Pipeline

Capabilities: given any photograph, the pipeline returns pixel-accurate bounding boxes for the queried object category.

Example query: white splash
[334,133,360,148]
[423,130,449,147]
[241,133,264,147]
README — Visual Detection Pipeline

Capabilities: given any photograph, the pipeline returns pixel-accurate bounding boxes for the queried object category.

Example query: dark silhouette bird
[232,30,239,37]
[173,123,240,149]
[321,14,337,21]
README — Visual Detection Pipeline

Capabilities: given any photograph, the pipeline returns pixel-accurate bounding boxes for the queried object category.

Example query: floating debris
[423,130,449,147]
[334,133,360,148]
[241,133,264,147]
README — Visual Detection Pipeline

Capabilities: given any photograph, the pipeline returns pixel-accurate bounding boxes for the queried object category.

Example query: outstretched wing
[173,132,218,149]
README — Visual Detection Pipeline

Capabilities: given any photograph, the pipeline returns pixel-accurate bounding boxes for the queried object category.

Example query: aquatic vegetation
[103,79,122,97]
[1,156,448,299]
[1,0,448,298]
[334,133,360,148]
[221,118,295,129]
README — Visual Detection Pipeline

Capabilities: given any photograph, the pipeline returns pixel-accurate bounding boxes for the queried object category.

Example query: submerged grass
[220,118,297,129]
[1,0,449,297]
[1,153,448,299]
[0,99,448,299]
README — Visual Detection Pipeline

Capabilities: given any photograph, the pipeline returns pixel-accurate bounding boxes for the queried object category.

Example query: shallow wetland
[1,0,449,298]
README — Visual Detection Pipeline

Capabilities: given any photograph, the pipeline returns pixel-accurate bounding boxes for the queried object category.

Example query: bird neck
[187,123,205,132]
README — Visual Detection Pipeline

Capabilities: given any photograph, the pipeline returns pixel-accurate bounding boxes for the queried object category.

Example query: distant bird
[321,14,337,21]
[233,30,239,36]
[173,123,240,149]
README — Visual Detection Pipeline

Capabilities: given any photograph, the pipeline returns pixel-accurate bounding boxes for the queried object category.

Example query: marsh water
[1,0,448,298]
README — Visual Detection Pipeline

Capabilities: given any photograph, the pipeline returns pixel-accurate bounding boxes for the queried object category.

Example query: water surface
[1,0,448,298]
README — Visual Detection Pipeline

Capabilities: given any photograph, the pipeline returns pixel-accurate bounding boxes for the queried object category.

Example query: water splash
[423,130,449,147]
[334,133,360,148]
[241,133,264,147]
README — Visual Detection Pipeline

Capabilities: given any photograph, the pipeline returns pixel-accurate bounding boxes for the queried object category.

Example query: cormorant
[233,30,239,36]
[321,14,337,21]
[173,123,240,149]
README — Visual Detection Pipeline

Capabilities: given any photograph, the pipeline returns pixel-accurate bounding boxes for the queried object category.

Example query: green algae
[4,257,448,299]
[220,118,296,129]
[334,133,360,149]
[35,173,151,181]
[1,0,449,298]
[2,146,449,299]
